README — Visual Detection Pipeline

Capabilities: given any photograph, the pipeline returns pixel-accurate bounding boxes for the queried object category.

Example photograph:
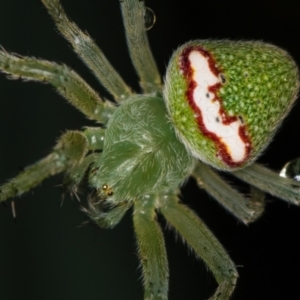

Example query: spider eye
[164,40,299,170]
[107,190,114,196]
[102,184,113,197]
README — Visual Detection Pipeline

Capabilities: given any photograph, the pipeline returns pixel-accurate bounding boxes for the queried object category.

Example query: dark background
[0,0,300,299]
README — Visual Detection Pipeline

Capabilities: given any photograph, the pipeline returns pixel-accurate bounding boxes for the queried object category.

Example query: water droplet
[279,158,300,181]
[144,7,156,30]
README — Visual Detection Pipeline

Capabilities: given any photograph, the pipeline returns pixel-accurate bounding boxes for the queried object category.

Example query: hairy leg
[133,194,169,300]
[0,50,115,123]
[159,193,238,300]
[233,163,300,205]
[0,131,92,203]
[121,0,161,93]
[41,0,132,101]
[193,161,265,224]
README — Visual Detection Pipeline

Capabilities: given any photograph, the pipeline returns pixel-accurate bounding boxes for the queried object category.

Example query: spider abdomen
[90,96,195,202]
[164,40,299,170]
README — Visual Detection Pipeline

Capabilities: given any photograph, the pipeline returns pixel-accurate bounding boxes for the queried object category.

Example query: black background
[0,1,300,299]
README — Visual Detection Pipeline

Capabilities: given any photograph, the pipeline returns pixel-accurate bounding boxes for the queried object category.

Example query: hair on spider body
[0,1,300,300]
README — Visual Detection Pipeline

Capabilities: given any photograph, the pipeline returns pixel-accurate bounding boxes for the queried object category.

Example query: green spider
[0,0,300,300]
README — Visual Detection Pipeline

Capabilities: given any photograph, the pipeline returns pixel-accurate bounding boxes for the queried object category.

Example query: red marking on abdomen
[180,45,252,168]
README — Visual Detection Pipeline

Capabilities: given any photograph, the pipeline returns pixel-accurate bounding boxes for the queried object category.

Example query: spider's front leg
[133,191,239,300]
[0,129,104,204]
[133,194,169,300]
[0,44,111,203]
[159,194,238,300]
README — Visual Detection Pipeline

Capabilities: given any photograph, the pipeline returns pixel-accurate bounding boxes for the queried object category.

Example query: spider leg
[121,0,162,93]
[159,193,238,300]
[193,161,265,224]
[233,163,300,205]
[133,194,169,300]
[41,0,132,102]
[0,130,99,203]
[63,152,99,196]
[83,127,105,151]
[0,49,115,123]
[63,127,133,229]
[59,128,105,196]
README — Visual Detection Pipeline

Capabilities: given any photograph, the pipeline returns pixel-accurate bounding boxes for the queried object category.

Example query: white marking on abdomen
[189,50,246,162]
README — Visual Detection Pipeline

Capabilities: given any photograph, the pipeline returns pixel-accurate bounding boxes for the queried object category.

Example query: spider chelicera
[0,1,300,300]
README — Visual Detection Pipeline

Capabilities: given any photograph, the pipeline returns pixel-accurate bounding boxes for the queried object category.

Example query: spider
[0,0,300,300]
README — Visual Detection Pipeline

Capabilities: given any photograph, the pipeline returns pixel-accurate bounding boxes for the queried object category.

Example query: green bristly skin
[1,1,300,300]
[90,96,195,203]
[164,40,299,170]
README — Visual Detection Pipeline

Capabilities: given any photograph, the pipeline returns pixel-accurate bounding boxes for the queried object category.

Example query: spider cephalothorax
[0,1,300,300]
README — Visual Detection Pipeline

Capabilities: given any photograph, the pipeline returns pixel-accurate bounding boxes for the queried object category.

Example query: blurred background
[0,0,300,299]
